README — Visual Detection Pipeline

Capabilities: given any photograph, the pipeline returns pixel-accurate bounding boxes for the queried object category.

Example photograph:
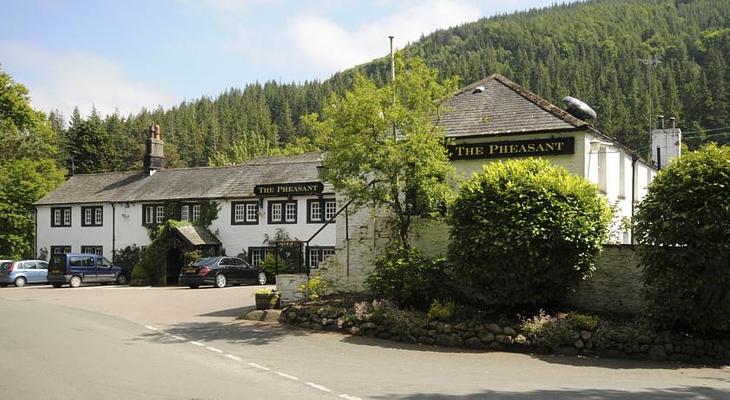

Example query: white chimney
[651,116,681,169]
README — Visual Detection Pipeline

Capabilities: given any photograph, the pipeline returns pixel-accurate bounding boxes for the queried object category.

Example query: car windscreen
[0,261,12,271]
[192,257,220,266]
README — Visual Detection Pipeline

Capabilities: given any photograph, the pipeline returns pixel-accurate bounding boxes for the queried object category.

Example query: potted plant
[255,288,281,310]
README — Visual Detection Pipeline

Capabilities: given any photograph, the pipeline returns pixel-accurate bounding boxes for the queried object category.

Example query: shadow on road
[198,305,255,318]
[138,320,311,346]
[368,387,730,399]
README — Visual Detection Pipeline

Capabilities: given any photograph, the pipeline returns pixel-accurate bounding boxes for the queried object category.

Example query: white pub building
[34,126,337,279]
[35,74,675,288]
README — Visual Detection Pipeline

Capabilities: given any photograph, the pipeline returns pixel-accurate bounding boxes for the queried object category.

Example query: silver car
[0,260,49,287]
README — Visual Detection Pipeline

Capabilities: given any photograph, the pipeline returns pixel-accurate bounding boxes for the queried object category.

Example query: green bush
[427,299,460,321]
[449,158,612,306]
[132,221,185,286]
[520,310,600,350]
[299,276,331,301]
[635,144,730,332]
[366,246,453,309]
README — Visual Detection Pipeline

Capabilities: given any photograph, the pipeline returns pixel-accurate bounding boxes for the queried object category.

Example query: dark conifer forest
[53,0,730,171]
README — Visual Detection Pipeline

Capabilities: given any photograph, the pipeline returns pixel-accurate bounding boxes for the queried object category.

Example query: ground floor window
[80,246,103,256]
[248,247,274,268]
[308,246,335,269]
[51,245,71,255]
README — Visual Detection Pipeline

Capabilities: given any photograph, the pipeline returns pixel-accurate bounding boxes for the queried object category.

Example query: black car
[179,256,267,289]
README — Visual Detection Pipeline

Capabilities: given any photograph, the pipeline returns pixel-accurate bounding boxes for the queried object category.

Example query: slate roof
[35,152,330,206]
[439,74,588,137]
[175,225,221,247]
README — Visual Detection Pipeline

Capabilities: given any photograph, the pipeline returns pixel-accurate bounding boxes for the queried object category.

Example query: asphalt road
[1,284,730,400]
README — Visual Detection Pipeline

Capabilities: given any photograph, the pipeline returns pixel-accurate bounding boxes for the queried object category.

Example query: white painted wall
[212,195,336,257]
[36,194,337,261]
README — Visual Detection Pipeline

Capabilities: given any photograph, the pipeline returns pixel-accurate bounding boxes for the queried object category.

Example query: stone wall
[321,206,647,316]
[566,245,646,314]
[280,303,730,364]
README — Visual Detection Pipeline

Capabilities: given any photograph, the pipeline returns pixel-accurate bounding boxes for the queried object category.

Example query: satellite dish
[562,96,597,121]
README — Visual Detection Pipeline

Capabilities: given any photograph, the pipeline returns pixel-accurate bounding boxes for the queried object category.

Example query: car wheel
[14,277,27,287]
[214,274,227,288]
[69,276,82,288]
[116,274,128,285]
[257,272,267,285]
[52,283,62,288]
[188,284,200,289]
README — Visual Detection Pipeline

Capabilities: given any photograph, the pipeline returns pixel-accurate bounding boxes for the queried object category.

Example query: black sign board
[254,181,324,197]
[447,137,575,160]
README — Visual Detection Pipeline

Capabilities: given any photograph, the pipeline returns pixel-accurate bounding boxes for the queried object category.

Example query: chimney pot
[669,117,676,129]
[154,124,161,140]
[658,115,664,129]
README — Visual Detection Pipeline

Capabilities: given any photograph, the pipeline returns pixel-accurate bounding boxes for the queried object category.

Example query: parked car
[179,256,267,288]
[47,253,127,288]
[0,260,49,287]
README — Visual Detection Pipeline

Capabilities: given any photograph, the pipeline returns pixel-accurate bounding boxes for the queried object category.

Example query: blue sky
[1,0,561,118]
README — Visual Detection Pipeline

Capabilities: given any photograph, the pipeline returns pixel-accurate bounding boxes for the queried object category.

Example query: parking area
[0,283,274,328]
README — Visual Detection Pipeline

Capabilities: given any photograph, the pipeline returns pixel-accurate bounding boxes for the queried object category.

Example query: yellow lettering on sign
[489,144,499,154]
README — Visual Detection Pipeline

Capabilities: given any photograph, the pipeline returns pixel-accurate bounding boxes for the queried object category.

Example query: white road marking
[305,382,331,392]
[206,346,223,354]
[189,341,205,346]
[339,395,362,400]
[171,335,186,341]
[225,354,241,361]
[275,371,300,381]
[248,362,270,371]
[144,325,159,331]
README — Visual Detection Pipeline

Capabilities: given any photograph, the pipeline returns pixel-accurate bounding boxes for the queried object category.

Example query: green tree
[307,55,458,248]
[66,107,114,174]
[448,158,612,307]
[634,144,730,331]
[0,68,65,258]
[0,159,65,258]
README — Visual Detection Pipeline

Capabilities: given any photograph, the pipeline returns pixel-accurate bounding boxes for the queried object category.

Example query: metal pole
[389,35,396,140]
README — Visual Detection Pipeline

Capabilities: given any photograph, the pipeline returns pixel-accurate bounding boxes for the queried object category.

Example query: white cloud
[0,42,177,118]
[285,0,481,75]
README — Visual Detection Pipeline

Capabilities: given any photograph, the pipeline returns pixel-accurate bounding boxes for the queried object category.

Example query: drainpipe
[112,203,116,261]
[33,207,38,259]
[630,156,637,244]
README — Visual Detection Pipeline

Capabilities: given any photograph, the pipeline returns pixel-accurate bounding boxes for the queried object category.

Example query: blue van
[48,253,126,288]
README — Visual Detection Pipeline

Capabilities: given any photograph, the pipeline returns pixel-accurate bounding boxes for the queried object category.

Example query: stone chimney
[144,124,165,175]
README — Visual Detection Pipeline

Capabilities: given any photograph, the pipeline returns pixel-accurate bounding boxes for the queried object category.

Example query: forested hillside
[55,0,730,171]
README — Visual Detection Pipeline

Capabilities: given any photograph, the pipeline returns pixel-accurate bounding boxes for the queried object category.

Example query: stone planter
[255,293,281,310]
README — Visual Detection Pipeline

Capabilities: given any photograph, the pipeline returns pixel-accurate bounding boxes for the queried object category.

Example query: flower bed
[279,299,730,365]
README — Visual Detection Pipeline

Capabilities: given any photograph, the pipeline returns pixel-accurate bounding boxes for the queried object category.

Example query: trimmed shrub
[449,158,612,306]
[634,144,730,331]
[366,246,452,309]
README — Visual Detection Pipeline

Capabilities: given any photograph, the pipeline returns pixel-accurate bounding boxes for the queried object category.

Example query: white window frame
[53,209,61,226]
[234,203,245,223]
[270,203,282,223]
[245,203,258,222]
[181,205,189,221]
[324,200,337,221]
[94,208,103,225]
[285,202,296,223]
[155,205,164,224]
[309,201,322,222]
[63,209,71,226]
[84,208,92,225]
[192,204,201,221]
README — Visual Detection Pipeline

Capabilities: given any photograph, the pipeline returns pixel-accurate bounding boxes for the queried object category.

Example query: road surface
[1,284,729,399]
